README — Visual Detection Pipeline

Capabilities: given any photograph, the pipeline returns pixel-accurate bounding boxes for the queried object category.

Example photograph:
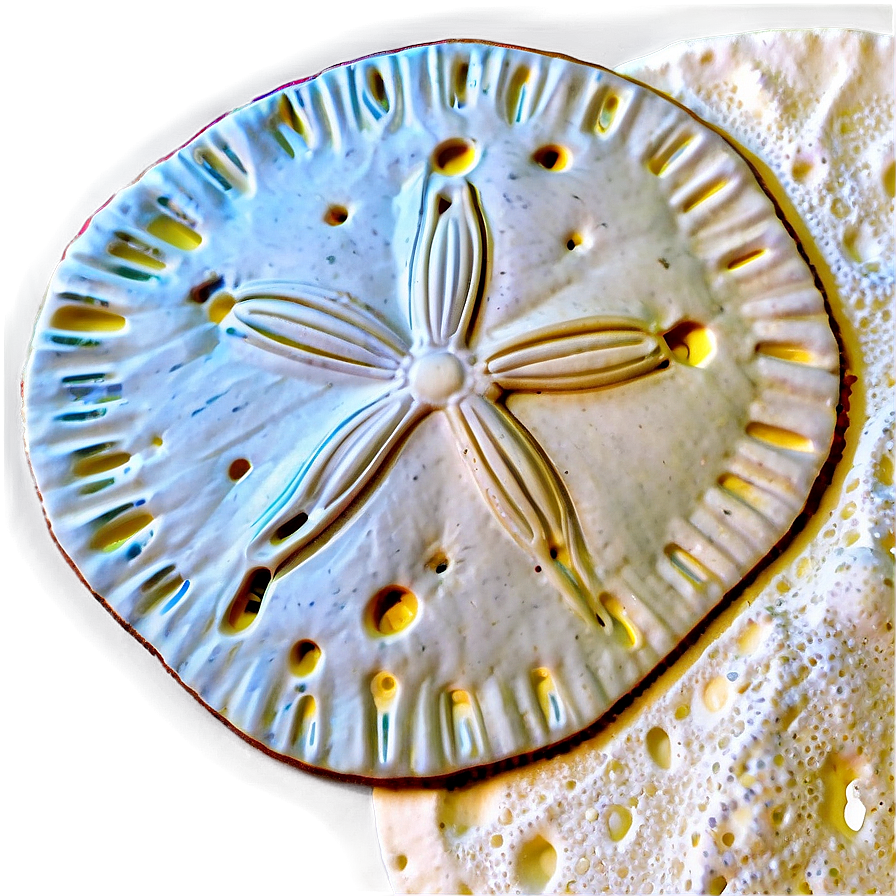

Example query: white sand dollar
[374,29,893,896]
[23,40,839,780]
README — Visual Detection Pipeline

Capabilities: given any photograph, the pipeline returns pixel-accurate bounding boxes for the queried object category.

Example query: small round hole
[228,458,251,480]
[324,204,349,226]
[426,552,450,574]
[533,144,570,171]
[662,320,716,367]
[225,568,271,633]
[289,639,322,677]
[273,511,308,542]
[367,585,418,636]
[432,138,477,176]
[565,232,583,251]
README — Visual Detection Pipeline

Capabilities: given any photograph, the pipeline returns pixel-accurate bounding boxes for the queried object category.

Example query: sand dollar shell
[23,41,840,781]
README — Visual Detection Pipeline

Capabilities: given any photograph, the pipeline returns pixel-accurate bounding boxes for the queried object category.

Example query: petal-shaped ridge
[448,395,611,628]
[486,317,668,391]
[228,281,407,379]
[409,182,488,349]
[250,392,423,572]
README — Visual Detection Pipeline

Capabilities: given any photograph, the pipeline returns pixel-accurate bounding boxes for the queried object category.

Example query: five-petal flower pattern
[222,169,671,627]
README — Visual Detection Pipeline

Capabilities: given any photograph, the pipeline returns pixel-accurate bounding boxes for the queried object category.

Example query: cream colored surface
[374,30,894,894]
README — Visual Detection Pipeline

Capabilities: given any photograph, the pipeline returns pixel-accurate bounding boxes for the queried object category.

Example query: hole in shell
[274,511,308,542]
[226,568,271,632]
[290,639,322,677]
[426,552,450,574]
[189,274,224,305]
[662,320,716,367]
[367,69,389,111]
[532,144,570,171]
[228,458,251,480]
[368,586,418,636]
[324,204,349,226]
[565,232,583,251]
[432,138,477,176]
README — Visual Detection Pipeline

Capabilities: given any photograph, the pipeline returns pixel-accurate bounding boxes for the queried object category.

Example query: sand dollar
[23,41,839,780]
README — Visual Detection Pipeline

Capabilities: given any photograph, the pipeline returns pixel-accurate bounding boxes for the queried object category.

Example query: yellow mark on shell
[72,451,131,477]
[681,179,727,213]
[208,292,236,324]
[665,544,716,587]
[147,215,202,250]
[292,694,318,749]
[746,422,815,453]
[51,305,126,333]
[108,241,166,270]
[531,667,564,729]
[277,94,311,144]
[718,472,762,507]
[647,133,693,176]
[89,511,153,552]
[449,689,481,760]
[756,342,821,366]
[593,91,622,134]
[601,594,642,649]
[726,248,766,270]
[370,670,399,711]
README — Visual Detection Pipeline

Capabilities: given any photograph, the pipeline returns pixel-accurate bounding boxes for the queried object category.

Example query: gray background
[4,3,891,894]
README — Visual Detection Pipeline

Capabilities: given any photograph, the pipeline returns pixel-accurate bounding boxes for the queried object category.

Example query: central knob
[409,351,467,406]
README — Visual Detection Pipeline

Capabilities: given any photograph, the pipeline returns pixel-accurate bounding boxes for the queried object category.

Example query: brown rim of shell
[20,38,850,789]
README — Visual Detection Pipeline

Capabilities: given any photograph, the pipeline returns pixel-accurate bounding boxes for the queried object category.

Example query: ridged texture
[23,40,840,780]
